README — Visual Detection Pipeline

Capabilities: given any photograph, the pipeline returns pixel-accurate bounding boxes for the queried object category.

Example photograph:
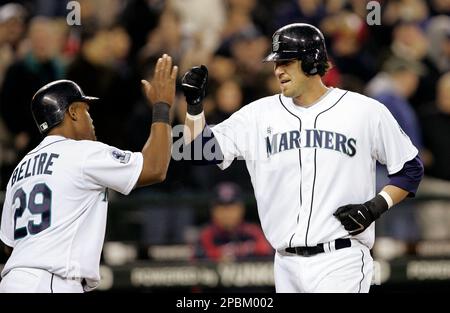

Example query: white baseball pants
[274,240,373,293]
[0,268,84,293]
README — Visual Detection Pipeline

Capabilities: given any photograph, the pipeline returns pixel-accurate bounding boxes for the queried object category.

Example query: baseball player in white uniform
[0,54,178,292]
[181,24,424,293]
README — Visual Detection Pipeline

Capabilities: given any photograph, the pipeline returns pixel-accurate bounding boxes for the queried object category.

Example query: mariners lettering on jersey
[265,129,356,157]
[11,153,60,187]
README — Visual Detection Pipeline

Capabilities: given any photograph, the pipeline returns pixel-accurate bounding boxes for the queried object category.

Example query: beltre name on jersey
[11,153,60,187]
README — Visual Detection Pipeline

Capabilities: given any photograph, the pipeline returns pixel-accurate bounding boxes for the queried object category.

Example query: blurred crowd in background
[0,0,449,262]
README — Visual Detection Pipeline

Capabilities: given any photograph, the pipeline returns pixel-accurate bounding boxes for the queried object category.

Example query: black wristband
[152,102,170,124]
[365,194,389,220]
[187,102,203,116]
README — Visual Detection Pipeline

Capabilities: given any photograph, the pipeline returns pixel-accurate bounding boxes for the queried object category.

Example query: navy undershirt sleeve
[388,155,424,197]
[185,125,224,165]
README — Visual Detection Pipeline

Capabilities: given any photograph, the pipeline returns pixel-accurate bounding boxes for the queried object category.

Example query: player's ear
[67,103,78,121]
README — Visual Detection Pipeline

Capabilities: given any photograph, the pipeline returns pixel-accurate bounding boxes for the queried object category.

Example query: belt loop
[329,240,336,252]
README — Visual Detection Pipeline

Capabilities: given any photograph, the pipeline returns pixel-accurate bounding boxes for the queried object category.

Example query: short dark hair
[211,182,243,206]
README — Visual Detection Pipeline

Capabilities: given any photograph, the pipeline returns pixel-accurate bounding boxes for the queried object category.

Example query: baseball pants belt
[285,238,351,257]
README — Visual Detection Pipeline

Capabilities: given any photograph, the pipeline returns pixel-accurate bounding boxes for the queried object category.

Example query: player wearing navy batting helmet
[0,55,178,293]
[181,23,424,293]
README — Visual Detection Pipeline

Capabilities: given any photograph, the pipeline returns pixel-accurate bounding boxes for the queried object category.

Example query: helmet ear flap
[300,49,320,76]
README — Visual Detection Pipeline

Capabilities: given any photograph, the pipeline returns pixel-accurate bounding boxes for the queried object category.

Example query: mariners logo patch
[273,34,280,52]
[111,149,131,164]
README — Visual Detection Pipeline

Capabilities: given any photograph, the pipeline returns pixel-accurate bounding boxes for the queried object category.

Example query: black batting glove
[333,195,389,235]
[181,65,208,115]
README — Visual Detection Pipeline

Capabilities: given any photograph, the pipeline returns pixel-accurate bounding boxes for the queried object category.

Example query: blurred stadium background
[0,0,450,293]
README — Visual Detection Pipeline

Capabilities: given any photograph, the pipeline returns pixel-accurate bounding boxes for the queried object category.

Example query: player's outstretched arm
[180,65,224,165]
[181,65,208,144]
[136,54,178,187]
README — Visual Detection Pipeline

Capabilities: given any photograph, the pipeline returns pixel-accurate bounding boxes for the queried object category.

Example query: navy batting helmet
[263,23,329,76]
[31,80,99,134]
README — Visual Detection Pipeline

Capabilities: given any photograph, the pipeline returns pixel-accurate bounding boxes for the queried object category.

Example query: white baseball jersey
[0,135,143,289]
[211,87,418,251]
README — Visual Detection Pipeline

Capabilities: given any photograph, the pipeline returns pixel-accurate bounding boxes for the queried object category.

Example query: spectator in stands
[0,3,26,85]
[196,182,272,262]
[387,21,437,110]
[228,26,271,103]
[0,3,27,188]
[139,9,184,63]
[170,0,226,58]
[365,56,425,241]
[322,10,377,83]
[366,56,425,152]
[366,55,427,187]
[428,0,450,16]
[420,72,450,181]
[119,0,163,62]
[0,16,64,159]
[274,0,326,31]
[427,16,450,75]
[382,0,429,26]
[66,27,137,148]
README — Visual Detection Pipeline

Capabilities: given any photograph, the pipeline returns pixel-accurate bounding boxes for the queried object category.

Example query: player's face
[75,102,96,141]
[212,203,245,231]
[273,59,307,98]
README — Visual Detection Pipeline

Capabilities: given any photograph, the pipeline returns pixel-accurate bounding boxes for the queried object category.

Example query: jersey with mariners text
[0,135,143,289]
[211,88,418,251]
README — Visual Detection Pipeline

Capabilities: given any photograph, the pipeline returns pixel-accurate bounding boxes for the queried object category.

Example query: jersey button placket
[300,118,316,246]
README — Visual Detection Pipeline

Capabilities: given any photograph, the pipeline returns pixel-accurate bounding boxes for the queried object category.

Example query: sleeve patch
[110,149,131,164]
